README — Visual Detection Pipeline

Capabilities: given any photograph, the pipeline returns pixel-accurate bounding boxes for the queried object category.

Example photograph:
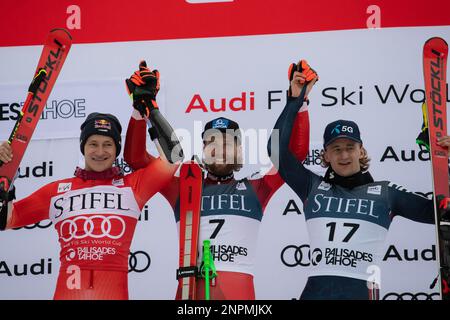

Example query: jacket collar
[324,167,374,189]
[74,166,123,180]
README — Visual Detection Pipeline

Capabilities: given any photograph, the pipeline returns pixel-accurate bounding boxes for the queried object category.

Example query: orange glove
[288,59,318,97]
[125,60,160,118]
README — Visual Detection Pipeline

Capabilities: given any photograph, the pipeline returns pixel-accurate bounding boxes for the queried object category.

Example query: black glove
[416,102,430,152]
[125,60,160,118]
[0,178,15,231]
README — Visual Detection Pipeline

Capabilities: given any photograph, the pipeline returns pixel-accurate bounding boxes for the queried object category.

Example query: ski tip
[49,28,73,40]
[425,37,448,46]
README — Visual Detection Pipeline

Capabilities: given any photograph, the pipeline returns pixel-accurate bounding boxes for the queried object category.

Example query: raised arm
[268,60,320,202]
[250,99,311,211]
[124,60,184,168]
[124,109,157,169]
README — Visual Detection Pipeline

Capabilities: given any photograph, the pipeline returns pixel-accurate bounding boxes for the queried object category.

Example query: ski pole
[202,239,217,300]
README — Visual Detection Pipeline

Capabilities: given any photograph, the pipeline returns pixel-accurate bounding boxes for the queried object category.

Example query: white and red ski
[176,160,203,300]
[0,28,72,190]
[423,36,449,300]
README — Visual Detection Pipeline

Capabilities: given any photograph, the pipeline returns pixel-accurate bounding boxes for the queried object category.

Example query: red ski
[423,36,449,300]
[176,160,203,300]
[0,28,72,190]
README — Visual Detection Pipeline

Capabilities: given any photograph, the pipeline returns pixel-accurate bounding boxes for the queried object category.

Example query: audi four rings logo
[59,215,126,242]
[128,251,151,273]
[13,220,53,230]
[281,245,322,267]
[382,292,440,300]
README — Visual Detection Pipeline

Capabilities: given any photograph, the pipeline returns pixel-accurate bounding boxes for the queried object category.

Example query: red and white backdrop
[0,0,449,300]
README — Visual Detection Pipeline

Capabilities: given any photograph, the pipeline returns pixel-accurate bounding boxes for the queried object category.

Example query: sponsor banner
[0,250,154,299]
[0,0,449,46]
[2,27,449,178]
[0,80,167,140]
